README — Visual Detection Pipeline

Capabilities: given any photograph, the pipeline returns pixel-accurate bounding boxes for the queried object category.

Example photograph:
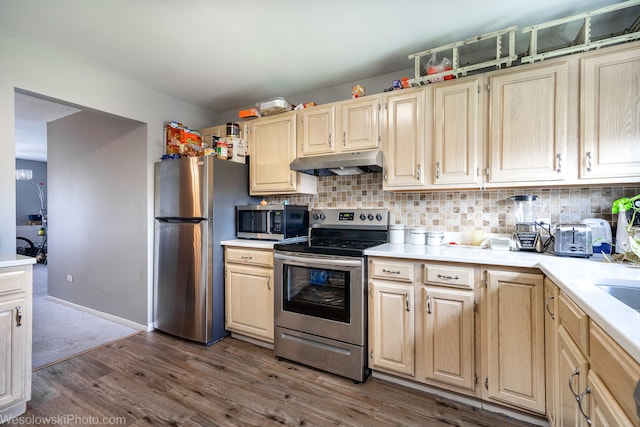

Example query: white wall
[215,68,414,124]
[0,33,217,327]
[48,111,148,325]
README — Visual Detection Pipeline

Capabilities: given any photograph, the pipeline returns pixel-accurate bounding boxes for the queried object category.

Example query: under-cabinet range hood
[290,150,383,176]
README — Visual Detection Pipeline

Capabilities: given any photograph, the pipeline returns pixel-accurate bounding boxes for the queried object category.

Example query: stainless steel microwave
[236,205,308,240]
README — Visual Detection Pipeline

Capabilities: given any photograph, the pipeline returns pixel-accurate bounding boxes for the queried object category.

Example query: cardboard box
[222,136,246,163]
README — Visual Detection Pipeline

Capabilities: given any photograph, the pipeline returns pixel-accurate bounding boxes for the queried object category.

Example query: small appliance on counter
[236,204,308,240]
[581,218,612,256]
[510,195,543,252]
[554,224,593,258]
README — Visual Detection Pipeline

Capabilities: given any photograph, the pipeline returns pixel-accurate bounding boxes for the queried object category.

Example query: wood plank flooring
[8,332,539,426]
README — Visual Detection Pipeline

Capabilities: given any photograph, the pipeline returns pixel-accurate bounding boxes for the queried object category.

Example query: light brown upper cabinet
[382,87,430,190]
[579,42,640,183]
[298,95,381,157]
[248,111,317,195]
[486,60,573,186]
[431,76,483,187]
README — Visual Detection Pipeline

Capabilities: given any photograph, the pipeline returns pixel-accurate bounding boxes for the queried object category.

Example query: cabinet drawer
[589,320,640,426]
[370,259,414,282]
[0,266,29,295]
[558,291,589,354]
[423,264,474,289]
[225,247,273,268]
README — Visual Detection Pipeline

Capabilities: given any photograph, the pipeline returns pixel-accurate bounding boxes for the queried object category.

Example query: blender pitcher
[510,195,543,252]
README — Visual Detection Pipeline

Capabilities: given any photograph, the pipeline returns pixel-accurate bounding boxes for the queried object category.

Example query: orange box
[239,108,260,119]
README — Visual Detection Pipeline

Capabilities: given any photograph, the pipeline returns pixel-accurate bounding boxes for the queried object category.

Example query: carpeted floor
[32,263,139,369]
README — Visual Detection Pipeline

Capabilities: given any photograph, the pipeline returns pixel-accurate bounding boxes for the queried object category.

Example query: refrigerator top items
[153,156,255,345]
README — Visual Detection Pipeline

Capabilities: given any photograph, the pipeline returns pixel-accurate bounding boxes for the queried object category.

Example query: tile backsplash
[264,173,640,234]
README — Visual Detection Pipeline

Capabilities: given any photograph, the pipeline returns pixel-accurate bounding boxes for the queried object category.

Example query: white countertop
[0,253,37,268]
[365,243,640,363]
[221,237,307,249]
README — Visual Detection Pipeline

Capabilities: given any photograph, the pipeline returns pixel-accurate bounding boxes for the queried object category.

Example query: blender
[510,195,543,252]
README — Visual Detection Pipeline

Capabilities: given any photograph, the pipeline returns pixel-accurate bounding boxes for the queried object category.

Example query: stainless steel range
[273,208,389,383]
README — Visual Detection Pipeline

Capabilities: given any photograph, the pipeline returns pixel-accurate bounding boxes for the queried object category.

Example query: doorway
[14,91,147,368]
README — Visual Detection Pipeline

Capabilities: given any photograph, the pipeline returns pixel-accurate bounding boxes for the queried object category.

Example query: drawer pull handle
[241,256,253,261]
[577,386,592,425]
[569,367,581,398]
[437,274,459,280]
[426,295,432,314]
[15,306,22,327]
[382,269,401,275]
[267,276,271,291]
[405,293,410,312]
[545,294,555,320]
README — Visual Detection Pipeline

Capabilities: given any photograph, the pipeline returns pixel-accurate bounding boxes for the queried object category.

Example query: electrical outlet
[66,274,73,283]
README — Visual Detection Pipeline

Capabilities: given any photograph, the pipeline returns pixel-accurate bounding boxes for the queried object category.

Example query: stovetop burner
[274,208,389,257]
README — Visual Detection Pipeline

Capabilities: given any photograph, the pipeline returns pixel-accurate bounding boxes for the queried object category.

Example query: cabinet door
[580,46,640,180]
[421,286,475,390]
[249,112,300,194]
[557,326,590,427]
[545,279,560,427]
[225,263,274,343]
[588,371,635,427]
[383,88,429,189]
[299,104,336,156]
[432,77,481,187]
[369,281,415,376]
[339,95,380,152]
[487,62,569,183]
[0,298,26,409]
[483,269,545,413]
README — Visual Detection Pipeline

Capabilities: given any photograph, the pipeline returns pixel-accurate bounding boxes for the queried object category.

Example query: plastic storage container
[256,97,293,116]
[408,228,426,245]
[427,231,445,246]
[390,224,405,244]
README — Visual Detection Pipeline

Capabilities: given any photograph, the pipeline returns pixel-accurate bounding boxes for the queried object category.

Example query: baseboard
[230,333,274,350]
[45,295,148,331]
[372,371,548,427]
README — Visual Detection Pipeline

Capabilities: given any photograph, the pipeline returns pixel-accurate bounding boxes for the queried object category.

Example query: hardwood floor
[10,332,538,426]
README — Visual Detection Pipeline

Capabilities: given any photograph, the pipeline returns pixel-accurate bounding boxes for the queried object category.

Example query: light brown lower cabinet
[224,247,274,344]
[544,278,560,426]
[368,259,477,394]
[550,286,640,427]
[482,268,546,414]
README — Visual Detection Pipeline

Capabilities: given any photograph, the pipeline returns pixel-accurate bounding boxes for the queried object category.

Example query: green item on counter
[612,194,640,213]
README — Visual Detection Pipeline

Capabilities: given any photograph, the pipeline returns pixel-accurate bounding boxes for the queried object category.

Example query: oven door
[274,251,364,345]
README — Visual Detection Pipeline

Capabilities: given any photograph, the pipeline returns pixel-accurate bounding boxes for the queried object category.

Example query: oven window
[283,265,350,323]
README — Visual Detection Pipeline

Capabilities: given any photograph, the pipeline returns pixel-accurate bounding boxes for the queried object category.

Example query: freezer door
[153,219,213,343]
[155,157,211,219]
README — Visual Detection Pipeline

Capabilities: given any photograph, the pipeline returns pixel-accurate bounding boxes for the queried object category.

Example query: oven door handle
[274,252,362,268]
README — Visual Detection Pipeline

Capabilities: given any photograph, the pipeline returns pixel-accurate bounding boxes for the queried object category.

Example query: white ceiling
[4,0,637,162]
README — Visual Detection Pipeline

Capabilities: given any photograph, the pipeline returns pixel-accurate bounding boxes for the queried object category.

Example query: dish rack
[408,26,517,86]
[521,0,640,63]
[408,0,640,85]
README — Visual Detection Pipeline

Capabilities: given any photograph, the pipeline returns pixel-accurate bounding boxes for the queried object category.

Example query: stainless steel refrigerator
[153,156,254,344]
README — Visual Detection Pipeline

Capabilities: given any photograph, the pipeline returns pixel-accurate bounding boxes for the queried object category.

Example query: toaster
[554,224,593,258]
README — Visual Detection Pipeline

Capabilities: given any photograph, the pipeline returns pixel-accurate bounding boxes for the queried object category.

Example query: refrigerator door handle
[157,217,204,224]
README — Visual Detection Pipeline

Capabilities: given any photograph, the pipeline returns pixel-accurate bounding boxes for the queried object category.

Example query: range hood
[290,150,383,176]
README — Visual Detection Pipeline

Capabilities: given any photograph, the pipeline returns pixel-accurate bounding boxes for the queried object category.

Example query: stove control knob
[320,213,326,220]
[313,213,319,220]
[368,213,374,221]
[376,213,383,221]
[360,213,366,221]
